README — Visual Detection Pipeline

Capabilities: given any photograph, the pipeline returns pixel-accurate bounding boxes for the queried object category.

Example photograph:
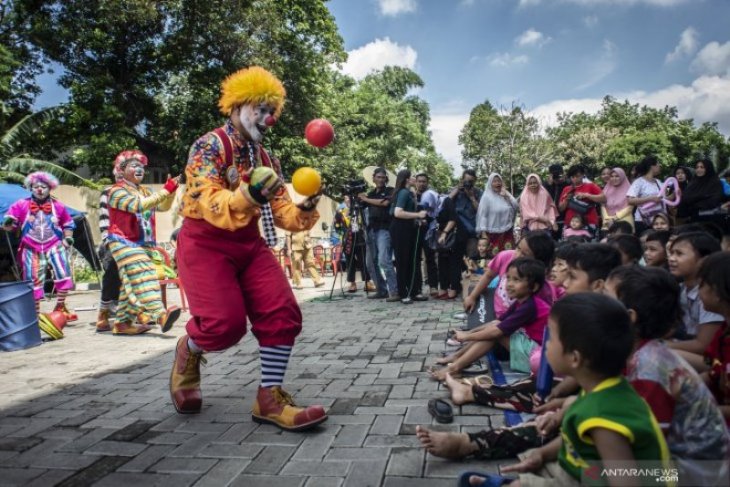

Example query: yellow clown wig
[218,66,286,118]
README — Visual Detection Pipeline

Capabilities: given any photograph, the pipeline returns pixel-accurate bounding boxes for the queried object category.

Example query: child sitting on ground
[465,293,672,487]
[548,242,577,298]
[697,251,730,425]
[604,220,633,239]
[667,232,723,367]
[463,231,556,319]
[465,237,490,276]
[562,243,622,295]
[605,265,729,485]
[431,258,549,381]
[643,230,670,268]
[562,214,591,240]
[607,233,643,265]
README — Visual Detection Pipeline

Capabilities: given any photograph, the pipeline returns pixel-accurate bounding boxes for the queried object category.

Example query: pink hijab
[519,174,557,230]
[603,167,631,216]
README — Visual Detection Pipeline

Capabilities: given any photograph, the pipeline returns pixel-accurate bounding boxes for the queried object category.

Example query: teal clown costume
[106,150,182,335]
[170,66,327,431]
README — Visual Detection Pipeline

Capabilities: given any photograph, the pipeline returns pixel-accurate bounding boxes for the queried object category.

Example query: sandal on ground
[427,398,454,423]
[458,471,515,487]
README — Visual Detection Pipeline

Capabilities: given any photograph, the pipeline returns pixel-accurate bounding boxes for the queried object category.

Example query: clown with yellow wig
[3,171,77,320]
[172,66,326,431]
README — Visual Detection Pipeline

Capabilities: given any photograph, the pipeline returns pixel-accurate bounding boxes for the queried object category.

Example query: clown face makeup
[238,103,276,142]
[123,160,145,184]
[31,182,50,201]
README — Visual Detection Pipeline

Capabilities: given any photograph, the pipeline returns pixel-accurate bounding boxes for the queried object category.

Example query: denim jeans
[366,228,397,296]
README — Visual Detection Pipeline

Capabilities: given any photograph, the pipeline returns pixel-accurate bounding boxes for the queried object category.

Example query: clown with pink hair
[2,171,77,321]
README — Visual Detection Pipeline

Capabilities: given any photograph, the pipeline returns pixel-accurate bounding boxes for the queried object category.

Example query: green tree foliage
[0,1,45,131]
[459,101,553,191]
[548,96,730,175]
[19,0,346,177]
[0,106,97,188]
[281,67,453,197]
[461,95,730,190]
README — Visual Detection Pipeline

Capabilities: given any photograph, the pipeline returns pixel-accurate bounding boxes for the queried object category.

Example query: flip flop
[458,471,514,487]
[427,398,453,423]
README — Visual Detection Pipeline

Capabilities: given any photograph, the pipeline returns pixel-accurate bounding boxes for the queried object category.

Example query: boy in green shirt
[464,293,672,486]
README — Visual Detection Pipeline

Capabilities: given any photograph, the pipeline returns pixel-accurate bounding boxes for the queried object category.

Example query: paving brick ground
[0,278,507,486]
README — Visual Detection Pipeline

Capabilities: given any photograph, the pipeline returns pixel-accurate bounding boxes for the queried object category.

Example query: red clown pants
[177,218,302,352]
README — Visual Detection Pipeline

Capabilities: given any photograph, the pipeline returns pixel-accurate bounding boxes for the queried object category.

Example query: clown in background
[95,160,125,332]
[106,150,182,335]
[2,172,77,320]
[172,66,327,431]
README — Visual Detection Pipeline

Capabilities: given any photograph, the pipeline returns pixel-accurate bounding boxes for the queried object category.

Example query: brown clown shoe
[55,303,78,322]
[112,322,152,335]
[95,308,111,332]
[252,386,327,432]
[157,306,182,333]
[170,335,205,414]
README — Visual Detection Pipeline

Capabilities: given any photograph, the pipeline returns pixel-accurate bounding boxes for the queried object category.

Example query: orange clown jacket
[180,121,318,233]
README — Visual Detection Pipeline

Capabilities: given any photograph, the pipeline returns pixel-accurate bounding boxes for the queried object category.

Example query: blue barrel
[0,280,42,351]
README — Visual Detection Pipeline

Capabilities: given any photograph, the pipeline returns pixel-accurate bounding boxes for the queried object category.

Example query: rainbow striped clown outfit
[3,172,76,319]
[106,150,181,335]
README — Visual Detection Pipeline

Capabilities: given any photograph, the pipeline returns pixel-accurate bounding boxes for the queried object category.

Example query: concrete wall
[54,184,338,246]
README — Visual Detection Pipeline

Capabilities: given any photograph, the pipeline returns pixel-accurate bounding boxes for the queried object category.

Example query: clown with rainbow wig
[3,171,77,321]
[172,66,326,431]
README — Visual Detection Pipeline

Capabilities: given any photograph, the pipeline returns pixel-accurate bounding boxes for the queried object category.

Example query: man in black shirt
[543,163,569,237]
[358,168,398,300]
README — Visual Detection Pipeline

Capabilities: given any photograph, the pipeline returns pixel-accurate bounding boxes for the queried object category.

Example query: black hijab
[678,158,724,217]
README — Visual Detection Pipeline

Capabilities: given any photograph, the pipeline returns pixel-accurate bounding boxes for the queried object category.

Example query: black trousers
[390,218,422,298]
[438,239,466,292]
[346,245,370,283]
[100,250,121,302]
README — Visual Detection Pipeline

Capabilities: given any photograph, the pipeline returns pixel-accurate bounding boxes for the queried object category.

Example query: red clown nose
[264,115,277,127]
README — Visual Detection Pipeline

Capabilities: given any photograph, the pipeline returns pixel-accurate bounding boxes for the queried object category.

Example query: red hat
[114,150,148,170]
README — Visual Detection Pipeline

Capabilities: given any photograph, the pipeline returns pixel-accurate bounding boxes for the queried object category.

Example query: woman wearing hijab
[519,173,557,234]
[677,157,725,222]
[476,173,518,257]
[601,167,634,231]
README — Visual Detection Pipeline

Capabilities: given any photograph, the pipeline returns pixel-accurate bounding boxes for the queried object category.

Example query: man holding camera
[448,169,482,259]
[358,167,399,301]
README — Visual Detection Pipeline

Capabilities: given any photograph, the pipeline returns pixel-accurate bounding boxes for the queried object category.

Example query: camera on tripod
[342,178,368,196]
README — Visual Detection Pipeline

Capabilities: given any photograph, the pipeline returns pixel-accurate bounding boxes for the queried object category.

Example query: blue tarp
[0,184,100,271]
[0,183,83,217]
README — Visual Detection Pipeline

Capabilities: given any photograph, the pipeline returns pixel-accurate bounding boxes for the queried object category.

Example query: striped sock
[100,300,113,311]
[55,290,67,309]
[259,345,292,388]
